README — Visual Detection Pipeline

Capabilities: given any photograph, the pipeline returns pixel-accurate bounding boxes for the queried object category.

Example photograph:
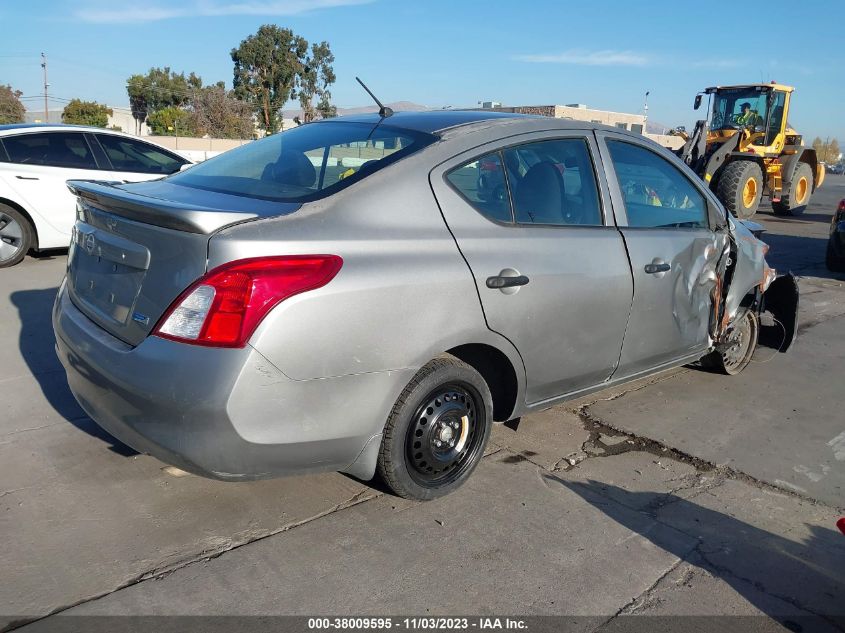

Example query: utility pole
[41,52,49,122]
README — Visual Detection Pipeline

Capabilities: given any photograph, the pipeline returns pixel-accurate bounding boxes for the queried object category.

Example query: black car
[826,198,845,272]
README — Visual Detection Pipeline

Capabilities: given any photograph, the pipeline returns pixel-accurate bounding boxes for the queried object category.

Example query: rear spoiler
[67,180,260,235]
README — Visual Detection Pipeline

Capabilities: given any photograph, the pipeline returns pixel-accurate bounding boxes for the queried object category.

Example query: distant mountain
[283,101,431,118]
[646,120,674,134]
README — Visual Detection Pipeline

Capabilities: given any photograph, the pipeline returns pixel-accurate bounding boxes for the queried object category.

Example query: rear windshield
[167,121,435,202]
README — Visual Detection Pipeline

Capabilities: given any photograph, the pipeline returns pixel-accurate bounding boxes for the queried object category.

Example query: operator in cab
[736,102,761,127]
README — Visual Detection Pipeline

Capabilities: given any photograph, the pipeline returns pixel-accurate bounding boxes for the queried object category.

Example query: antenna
[356,77,393,118]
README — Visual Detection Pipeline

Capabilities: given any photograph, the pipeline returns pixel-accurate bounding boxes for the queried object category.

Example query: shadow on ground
[11,286,137,456]
[760,234,845,281]
[550,477,845,629]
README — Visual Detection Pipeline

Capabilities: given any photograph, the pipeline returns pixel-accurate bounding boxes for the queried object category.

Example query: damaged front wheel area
[701,309,759,375]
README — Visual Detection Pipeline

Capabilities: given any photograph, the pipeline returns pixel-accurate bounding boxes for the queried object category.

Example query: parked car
[0,124,190,267]
[53,111,798,500]
[826,198,845,272]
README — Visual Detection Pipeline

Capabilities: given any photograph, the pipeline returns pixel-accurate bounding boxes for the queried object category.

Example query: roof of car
[324,110,534,134]
[0,123,108,132]
[315,110,637,139]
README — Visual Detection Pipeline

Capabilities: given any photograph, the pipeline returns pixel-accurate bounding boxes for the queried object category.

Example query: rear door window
[95,134,186,174]
[2,132,98,169]
[504,138,602,226]
[168,121,434,202]
[446,151,513,223]
[606,140,708,229]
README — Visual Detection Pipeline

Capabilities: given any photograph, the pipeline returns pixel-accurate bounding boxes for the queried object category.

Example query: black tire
[700,309,759,375]
[377,355,493,500]
[0,203,35,268]
[826,239,845,273]
[716,160,763,219]
[772,162,813,216]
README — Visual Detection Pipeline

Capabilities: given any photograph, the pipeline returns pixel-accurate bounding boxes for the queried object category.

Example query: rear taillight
[154,255,343,348]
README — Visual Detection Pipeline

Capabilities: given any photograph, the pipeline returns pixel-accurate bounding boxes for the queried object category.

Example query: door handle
[644,262,671,274]
[15,175,39,180]
[486,275,530,289]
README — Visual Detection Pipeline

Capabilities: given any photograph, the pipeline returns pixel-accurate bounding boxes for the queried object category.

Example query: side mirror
[693,94,703,110]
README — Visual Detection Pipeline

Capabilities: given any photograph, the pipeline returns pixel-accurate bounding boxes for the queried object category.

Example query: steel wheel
[794,175,809,205]
[378,355,493,500]
[742,176,758,209]
[717,310,759,375]
[406,383,484,487]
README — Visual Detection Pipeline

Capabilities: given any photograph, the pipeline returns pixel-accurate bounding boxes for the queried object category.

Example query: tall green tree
[299,41,336,123]
[126,67,203,134]
[61,99,113,127]
[0,84,25,124]
[812,137,823,158]
[127,74,150,135]
[231,24,308,133]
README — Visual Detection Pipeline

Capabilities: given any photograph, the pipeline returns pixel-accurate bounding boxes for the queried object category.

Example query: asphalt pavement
[2,176,844,631]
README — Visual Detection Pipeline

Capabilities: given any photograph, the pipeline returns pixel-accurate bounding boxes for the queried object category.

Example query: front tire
[772,162,813,216]
[377,355,493,500]
[701,309,759,375]
[716,161,763,219]
[0,204,35,268]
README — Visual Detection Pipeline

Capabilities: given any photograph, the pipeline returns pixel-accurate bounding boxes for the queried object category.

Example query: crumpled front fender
[722,219,798,352]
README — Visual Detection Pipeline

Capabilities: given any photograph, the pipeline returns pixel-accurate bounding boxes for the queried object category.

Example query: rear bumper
[53,283,410,481]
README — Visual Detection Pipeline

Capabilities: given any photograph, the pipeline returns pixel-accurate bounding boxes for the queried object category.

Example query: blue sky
[1,0,842,140]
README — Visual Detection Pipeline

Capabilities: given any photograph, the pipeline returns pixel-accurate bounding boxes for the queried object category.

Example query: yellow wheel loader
[672,83,824,219]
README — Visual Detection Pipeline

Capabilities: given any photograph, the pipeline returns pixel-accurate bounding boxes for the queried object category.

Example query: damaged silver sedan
[53,112,798,500]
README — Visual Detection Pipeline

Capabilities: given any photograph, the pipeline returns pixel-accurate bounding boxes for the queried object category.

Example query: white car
[0,124,190,267]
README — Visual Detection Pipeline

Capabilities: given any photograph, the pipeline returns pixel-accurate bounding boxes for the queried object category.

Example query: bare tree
[190,83,255,139]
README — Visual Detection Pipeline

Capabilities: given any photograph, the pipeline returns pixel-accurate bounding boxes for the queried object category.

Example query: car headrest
[514,162,565,224]
[263,150,316,188]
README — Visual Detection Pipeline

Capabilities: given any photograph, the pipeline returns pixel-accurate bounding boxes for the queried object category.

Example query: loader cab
[705,84,793,153]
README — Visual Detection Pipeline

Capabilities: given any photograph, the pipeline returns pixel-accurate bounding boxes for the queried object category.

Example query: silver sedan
[53,111,798,499]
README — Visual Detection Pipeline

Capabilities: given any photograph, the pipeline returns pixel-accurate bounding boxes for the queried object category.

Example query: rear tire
[701,309,759,375]
[826,239,845,273]
[0,203,34,268]
[716,161,763,219]
[377,355,493,500]
[772,162,813,216]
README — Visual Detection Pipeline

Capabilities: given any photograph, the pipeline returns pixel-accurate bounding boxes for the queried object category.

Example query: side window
[606,140,708,229]
[446,151,513,223]
[504,138,602,226]
[2,132,97,169]
[96,134,185,174]
[762,91,786,146]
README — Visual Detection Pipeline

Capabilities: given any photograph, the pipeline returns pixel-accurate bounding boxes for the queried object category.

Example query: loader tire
[772,162,813,217]
[716,160,763,219]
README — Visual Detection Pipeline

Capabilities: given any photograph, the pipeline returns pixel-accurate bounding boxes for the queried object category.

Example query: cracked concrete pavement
[3,177,845,631]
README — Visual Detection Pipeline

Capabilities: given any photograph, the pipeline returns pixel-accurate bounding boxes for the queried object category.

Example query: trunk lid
[66,179,301,346]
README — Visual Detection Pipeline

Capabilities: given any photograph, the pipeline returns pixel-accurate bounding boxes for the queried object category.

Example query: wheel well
[797,150,818,190]
[0,197,38,250]
[446,343,518,422]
